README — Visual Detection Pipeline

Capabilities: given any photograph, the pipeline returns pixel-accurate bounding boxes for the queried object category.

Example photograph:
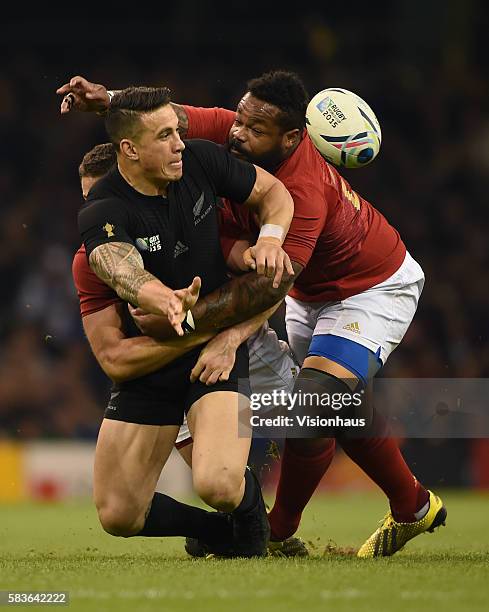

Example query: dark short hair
[78,143,116,178]
[246,70,309,132]
[105,86,172,146]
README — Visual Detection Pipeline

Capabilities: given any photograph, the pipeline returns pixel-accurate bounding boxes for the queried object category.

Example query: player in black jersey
[76,86,295,556]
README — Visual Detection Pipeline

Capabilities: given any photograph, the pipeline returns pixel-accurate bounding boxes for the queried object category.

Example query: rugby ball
[306,88,381,168]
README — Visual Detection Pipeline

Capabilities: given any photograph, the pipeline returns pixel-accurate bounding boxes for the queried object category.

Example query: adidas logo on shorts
[343,322,361,333]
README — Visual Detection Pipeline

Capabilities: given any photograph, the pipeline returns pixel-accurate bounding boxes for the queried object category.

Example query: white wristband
[258,224,284,242]
[107,90,115,104]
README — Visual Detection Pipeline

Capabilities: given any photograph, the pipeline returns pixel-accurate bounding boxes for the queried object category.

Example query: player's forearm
[219,302,283,349]
[131,303,278,345]
[246,171,294,243]
[257,182,294,240]
[102,331,214,383]
[89,243,175,315]
[192,266,299,332]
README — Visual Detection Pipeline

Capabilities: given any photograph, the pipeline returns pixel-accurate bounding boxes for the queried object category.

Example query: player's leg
[188,390,251,511]
[187,390,269,556]
[247,324,309,556]
[93,399,231,546]
[287,254,445,554]
[94,418,177,535]
[271,253,441,545]
[301,334,432,524]
[186,343,269,556]
[267,297,338,541]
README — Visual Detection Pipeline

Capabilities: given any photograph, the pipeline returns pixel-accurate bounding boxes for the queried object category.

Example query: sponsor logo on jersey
[193,191,213,225]
[136,235,161,252]
[173,241,189,258]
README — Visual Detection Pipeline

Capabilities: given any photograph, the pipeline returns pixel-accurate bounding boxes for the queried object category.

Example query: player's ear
[120,139,139,161]
[283,128,301,151]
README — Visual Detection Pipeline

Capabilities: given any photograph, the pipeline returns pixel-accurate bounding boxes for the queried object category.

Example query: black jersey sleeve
[78,196,135,258]
[188,139,257,204]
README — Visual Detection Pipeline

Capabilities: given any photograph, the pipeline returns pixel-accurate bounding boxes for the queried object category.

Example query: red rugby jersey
[183,105,406,302]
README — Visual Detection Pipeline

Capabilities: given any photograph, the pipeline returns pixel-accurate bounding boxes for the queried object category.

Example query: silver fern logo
[193,192,205,216]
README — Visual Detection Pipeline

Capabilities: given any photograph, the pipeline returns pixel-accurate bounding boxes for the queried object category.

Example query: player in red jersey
[58,72,447,557]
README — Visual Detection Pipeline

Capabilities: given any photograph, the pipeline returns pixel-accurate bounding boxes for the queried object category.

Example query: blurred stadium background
[1,2,488,507]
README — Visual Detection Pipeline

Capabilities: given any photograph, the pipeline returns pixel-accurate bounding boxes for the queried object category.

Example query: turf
[1,491,488,611]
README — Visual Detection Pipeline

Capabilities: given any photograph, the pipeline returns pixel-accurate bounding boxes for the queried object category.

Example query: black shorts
[104,343,251,426]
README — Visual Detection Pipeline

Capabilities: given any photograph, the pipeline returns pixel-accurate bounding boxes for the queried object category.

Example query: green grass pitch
[1,491,488,611]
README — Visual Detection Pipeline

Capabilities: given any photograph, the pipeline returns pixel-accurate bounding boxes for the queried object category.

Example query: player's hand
[190,329,239,385]
[56,75,111,114]
[128,304,164,335]
[243,238,294,288]
[169,276,201,336]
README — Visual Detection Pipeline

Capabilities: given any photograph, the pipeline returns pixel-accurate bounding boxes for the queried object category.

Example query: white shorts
[285,251,425,366]
[175,323,299,446]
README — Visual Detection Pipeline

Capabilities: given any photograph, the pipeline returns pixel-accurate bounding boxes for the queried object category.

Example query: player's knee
[97,504,144,537]
[292,367,370,435]
[193,469,243,512]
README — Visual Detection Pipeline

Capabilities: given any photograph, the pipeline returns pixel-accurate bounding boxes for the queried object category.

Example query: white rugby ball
[306,88,381,168]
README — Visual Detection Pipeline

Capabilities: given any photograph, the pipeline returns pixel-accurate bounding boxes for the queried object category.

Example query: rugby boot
[268,536,309,557]
[357,490,447,558]
[232,467,270,557]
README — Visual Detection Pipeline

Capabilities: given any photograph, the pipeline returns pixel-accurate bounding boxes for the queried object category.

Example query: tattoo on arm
[193,262,303,331]
[171,103,189,138]
[89,242,156,305]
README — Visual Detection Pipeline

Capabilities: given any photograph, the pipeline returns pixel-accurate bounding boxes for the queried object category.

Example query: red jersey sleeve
[183,106,235,144]
[72,247,121,318]
[281,180,330,268]
[218,202,256,261]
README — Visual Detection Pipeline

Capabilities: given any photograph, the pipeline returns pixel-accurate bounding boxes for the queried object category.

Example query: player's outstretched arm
[88,241,200,336]
[82,303,214,383]
[57,76,112,114]
[129,262,303,341]
[56,75,191,136]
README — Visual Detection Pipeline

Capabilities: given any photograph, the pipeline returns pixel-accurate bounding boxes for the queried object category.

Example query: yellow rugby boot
[357,490,447,558]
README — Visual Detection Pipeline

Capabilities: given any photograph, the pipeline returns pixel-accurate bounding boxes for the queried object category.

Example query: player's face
[228,93,289,171]
[135,105,185,184]
[81,175,100,200]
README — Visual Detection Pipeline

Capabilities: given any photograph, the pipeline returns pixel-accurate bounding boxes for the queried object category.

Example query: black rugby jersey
[78,139,256,392]
[79,139,256,298]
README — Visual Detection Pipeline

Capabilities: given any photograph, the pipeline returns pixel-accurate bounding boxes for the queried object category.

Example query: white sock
[414,500,430,520]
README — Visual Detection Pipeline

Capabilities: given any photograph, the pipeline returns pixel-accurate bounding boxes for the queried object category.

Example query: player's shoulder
[84,166,131,207]
[182,139,236,179]
[280,135,338,199]
[183,138,226,159]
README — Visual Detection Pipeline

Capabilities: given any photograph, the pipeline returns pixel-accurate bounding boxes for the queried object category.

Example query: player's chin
[166,163,183,180]
[229,147,249,161]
